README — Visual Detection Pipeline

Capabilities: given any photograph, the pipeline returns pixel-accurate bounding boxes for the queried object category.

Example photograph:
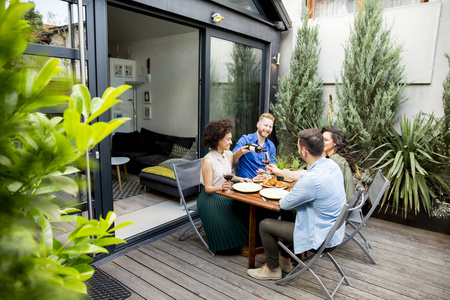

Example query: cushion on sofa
[182,140,198,161]
[135,154,169,166]
[141,166,175,180]
[170,144,190,158]
[154,141,173,156]
[112,131,141,153]
[159,158,191,171]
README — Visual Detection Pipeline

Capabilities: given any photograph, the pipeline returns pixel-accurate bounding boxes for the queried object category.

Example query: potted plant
[365,113,450,232]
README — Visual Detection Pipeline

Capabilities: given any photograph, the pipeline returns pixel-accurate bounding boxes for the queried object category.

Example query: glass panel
[210,37,262,142]
[15,54,85,112]
[224,0,261,14]
[26,0,86,50]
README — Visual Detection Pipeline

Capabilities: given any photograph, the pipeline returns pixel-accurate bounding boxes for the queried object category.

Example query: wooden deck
[96,218,450,299]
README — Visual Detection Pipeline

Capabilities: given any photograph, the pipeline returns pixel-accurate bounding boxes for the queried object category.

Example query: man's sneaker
[247,264,282,280]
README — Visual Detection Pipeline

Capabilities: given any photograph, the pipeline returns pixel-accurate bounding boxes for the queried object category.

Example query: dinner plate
[260,188,289,200]
[233,182,263,193]
[261,184,287,190]
[283,178,294,183]
[252,175,273,183]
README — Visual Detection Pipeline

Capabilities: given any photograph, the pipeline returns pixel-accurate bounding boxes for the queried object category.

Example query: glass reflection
[25,0,86,50]
[210,37,262,141]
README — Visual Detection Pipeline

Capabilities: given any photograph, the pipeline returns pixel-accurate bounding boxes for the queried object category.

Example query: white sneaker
[247,264,282,280]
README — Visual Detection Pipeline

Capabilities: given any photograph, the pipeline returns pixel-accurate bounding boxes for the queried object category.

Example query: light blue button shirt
[280,157,346,254]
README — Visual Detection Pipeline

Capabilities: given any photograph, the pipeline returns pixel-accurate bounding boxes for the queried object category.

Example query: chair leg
[180,207,214,256]
[350,236,377,265]
[325,253,351,286]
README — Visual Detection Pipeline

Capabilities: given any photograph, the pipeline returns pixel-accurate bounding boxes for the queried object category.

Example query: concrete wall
[280,0,449,119]
[110,31,199,137]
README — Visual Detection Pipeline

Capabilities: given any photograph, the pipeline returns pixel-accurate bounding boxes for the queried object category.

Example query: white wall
[110,31,199,137]
[280,0,449,119]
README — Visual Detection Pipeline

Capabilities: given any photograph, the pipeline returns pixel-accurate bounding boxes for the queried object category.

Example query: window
[307,0,429,18]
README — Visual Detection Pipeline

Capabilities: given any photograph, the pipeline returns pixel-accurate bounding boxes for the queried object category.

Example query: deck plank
[96,218,450,300]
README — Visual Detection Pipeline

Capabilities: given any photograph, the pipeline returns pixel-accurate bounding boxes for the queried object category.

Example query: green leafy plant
[0,1,132,298]
[367,113,450,217]
[336,0,407,162]
[271,9,323,157]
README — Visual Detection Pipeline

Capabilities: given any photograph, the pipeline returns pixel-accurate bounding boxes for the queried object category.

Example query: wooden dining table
[217,181,296,268]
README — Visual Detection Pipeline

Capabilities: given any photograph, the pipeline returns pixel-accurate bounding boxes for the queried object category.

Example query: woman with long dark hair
[198,118,251,253]
[321,126,356,200]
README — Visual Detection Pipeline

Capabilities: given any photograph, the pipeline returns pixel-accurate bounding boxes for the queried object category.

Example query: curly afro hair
[203,118,234,150]
[321,126,355,173]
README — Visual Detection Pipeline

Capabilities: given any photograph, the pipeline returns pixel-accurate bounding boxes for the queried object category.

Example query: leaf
[49,175,78,197]
[70,84,91,118]
[108,221,133,232]
[94,237,126,247]
[74,123,92,152]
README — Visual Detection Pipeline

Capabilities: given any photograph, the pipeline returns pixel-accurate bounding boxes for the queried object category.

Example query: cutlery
[261,197,279,206]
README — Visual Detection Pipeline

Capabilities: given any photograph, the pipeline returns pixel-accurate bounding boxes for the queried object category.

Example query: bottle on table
[246,143,266,153]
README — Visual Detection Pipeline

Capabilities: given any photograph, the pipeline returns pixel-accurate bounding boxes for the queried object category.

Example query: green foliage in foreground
[0,1,132,298]
[367,113,450,217]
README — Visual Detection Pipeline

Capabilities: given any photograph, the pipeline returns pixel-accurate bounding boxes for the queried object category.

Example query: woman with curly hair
[321,126,356,201]
[198,118,251,253]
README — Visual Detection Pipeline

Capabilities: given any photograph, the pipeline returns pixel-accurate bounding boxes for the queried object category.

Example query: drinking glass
[223,168,235,193]
[262,151,271,174]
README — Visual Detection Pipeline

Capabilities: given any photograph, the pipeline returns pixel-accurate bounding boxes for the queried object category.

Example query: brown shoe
[279,257,293,273]
[247,264,282,280]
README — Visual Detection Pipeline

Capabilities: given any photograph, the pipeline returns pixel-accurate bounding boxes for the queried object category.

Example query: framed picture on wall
[114,64,123,77]
[124,64,133,78]
[114,102,122,112]
[144,91,151,103]
[144,106,151,119]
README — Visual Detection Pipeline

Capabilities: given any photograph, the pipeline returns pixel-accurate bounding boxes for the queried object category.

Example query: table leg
[248,204,257,269]
[123,164,129,182]
[116,165,122,192]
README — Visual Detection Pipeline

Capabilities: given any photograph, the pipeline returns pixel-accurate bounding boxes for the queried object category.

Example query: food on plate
[252,174,273,182]
[262,177,290,188]
[283,177,294,182]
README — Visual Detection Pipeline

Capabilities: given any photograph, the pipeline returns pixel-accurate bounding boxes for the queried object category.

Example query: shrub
[336,0,407,162]
[271,9,323,157]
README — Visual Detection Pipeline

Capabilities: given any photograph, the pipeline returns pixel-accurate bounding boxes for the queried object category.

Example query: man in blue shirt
[247,128,346,280]
[232,113,276,179]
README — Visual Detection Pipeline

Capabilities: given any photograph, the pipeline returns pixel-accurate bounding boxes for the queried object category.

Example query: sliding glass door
[204,30,266,144]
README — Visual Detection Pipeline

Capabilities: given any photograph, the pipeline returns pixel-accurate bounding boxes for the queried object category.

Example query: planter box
[368,204,450,235]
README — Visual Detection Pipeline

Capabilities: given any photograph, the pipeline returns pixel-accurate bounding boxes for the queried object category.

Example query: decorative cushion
[140,166,175,180]
[154,141,173,156]
[170,144,190,158]
[159,158,190,171]
[182,140,197,161]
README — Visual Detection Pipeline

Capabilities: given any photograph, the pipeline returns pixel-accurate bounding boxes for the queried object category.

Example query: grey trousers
[259,218,295,269]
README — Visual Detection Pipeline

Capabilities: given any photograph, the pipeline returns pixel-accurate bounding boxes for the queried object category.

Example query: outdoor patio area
[95,217,450,299]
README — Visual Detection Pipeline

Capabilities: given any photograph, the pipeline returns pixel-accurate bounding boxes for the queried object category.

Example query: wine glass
[262,151,271,174]
[223,168,235,193]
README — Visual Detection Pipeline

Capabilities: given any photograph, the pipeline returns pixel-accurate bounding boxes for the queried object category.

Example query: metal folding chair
[275,200,360,300]
[173,159,214,256]
[338,169,390,264]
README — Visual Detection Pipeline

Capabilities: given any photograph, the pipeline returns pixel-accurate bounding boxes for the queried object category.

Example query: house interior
[106,5,200,241]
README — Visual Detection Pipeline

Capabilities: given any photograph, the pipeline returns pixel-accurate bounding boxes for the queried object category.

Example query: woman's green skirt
[197,189,248,251]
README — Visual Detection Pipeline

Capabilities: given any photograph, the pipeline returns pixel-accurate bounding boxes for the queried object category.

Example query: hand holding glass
[223,168,235,193]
